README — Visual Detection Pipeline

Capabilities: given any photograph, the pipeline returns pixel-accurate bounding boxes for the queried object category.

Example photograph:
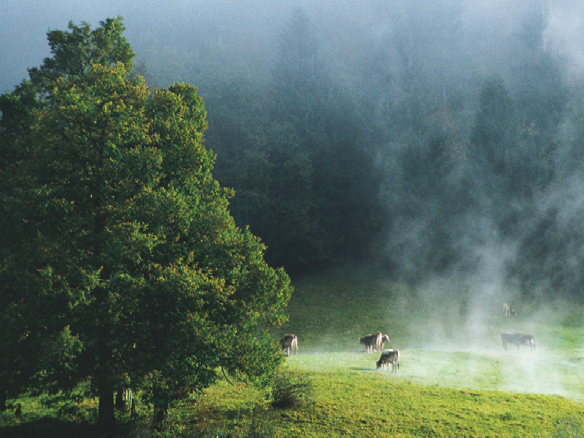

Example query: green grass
[2,264,584,437]
[179,353,584,437]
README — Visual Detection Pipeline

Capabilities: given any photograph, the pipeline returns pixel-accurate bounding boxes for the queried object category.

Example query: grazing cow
[376,349,400,373]
[359,332,382,353]
[280,334,298,355]
[500,333,535,350]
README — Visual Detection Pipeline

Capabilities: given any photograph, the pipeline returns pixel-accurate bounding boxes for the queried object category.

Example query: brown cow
[379,335,390,351]
[503,303,516,317]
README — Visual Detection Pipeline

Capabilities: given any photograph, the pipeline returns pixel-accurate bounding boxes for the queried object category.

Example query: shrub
[270,369,313,409]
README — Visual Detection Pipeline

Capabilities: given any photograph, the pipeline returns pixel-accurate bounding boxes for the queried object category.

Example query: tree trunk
[115,390,124,411]
[152,405,169,430]
[98,387,116,431]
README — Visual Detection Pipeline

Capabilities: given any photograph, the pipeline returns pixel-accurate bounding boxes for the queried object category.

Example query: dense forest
[3,1,584,299]
[125,3,584,300]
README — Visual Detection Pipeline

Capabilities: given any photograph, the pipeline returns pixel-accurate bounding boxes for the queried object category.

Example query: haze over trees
[3,1,584,295]
[0,18,292,429]
[129,1,584,299]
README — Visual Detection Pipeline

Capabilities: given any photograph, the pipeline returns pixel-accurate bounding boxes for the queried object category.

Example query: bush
[270,369,313,409]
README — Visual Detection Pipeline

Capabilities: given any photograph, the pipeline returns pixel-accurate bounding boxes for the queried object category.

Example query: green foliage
[184,8,387,270]
[97,2,584,301]
[0,18,292,429]
[470,76,518,176]
[271,8,324,131]
[509,10,567,147]
[28,17,135,93]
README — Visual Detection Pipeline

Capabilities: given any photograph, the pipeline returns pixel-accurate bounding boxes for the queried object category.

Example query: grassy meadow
[2,265,584,437]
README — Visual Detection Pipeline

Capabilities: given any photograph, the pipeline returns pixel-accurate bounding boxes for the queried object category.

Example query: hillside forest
[3,1,584,299]
[128,3,584,301]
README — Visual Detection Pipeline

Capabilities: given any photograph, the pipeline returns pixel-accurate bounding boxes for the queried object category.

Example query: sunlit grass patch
[191,353,584,437]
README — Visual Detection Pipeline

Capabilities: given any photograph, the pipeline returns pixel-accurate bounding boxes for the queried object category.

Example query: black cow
[359,332,382,353]
[501,333,535,350]
[376,349,400,373]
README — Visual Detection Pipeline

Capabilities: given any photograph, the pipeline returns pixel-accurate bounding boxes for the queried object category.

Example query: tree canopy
[0,18,292,429]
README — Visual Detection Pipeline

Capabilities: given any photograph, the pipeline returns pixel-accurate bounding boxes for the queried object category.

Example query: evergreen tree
[269,8,384,268]
[470,77,518,179]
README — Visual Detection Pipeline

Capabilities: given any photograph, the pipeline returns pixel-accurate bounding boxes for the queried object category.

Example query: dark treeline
[5,1,584,297]
[147,8,388,272]
[133,2,584,299]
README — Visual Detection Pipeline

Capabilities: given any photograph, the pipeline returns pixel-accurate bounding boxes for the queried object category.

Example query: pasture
[284,266,584,403]
[2,265,584,436]
[193,352,584,437]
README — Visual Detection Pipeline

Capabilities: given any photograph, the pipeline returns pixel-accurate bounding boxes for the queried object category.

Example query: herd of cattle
[278,331,401,372]
[279,302,535,372]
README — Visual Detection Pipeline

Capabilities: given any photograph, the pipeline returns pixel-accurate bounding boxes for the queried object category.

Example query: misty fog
[4,2,584,322]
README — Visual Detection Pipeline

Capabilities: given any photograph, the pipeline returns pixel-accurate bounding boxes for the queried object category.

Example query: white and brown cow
[379,335,390,351]
[280,334,298,355]
[376,349,400,373]
[503,303,511,317]
[503,303,516,317]
[359,332,382,353]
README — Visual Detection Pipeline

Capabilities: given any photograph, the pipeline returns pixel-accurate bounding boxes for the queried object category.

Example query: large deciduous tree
[0,18,291,430]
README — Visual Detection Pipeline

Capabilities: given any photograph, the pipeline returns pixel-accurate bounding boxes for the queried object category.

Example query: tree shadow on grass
[0,418,136,438]
[350,367,377,372]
